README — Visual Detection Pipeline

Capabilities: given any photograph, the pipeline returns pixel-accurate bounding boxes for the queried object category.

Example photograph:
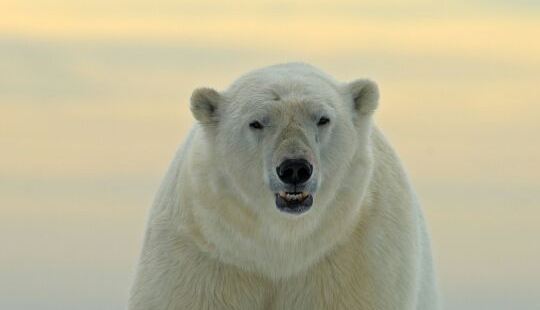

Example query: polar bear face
[190,63,378,221]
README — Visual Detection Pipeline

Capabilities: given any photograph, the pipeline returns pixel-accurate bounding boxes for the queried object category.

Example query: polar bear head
[190,63,378,222]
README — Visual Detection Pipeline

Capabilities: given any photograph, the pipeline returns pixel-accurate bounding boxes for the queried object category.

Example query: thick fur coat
[129,63,439,309]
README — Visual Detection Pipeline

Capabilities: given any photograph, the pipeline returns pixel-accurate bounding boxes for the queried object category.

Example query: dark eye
[317,117,330,126]
[249,121,263,130]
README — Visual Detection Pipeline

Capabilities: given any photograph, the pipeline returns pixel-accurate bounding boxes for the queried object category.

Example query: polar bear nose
[277,159,313,185]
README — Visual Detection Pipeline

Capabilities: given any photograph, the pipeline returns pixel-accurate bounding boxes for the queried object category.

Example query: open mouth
[275,191,314,214]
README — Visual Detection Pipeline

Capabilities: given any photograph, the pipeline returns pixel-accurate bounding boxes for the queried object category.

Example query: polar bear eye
[249,121,264,130]
[317,117,330,126]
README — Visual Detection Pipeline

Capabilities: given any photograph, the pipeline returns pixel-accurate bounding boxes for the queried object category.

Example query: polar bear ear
[190,87,222,125]
[347,79,379,116]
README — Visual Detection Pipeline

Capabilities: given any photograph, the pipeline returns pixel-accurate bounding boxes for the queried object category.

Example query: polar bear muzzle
[276,159,313,185]
[273,158,314,214]
[275,191,314,214]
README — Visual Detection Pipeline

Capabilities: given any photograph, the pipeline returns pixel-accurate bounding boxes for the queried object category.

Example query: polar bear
[128,63,439,310]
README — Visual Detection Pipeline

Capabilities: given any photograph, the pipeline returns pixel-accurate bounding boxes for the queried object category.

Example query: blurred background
[1,1,539,309]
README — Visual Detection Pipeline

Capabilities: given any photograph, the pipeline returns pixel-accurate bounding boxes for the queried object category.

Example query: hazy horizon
[1,1,539,309]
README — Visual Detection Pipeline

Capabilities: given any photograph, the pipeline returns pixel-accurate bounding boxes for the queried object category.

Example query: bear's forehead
[228,76,339,106]
[223,63,343,116]
[229,82,337,116]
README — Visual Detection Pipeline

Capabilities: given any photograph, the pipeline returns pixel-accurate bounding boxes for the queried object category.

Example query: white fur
[129,63,439,309]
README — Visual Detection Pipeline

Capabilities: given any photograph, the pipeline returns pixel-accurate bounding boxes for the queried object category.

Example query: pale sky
[1,1,539,309]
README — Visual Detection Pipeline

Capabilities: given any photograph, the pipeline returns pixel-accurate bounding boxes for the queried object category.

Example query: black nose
[277,159,313,185]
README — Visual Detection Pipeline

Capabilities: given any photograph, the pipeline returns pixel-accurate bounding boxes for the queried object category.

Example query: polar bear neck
[163,126,379,279]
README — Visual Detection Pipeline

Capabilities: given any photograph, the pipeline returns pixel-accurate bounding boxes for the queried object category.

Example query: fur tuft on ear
[347,79,379,115]
[190,87,222,124]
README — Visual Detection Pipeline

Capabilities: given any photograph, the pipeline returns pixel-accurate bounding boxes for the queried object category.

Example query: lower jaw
[275,193,314,215]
